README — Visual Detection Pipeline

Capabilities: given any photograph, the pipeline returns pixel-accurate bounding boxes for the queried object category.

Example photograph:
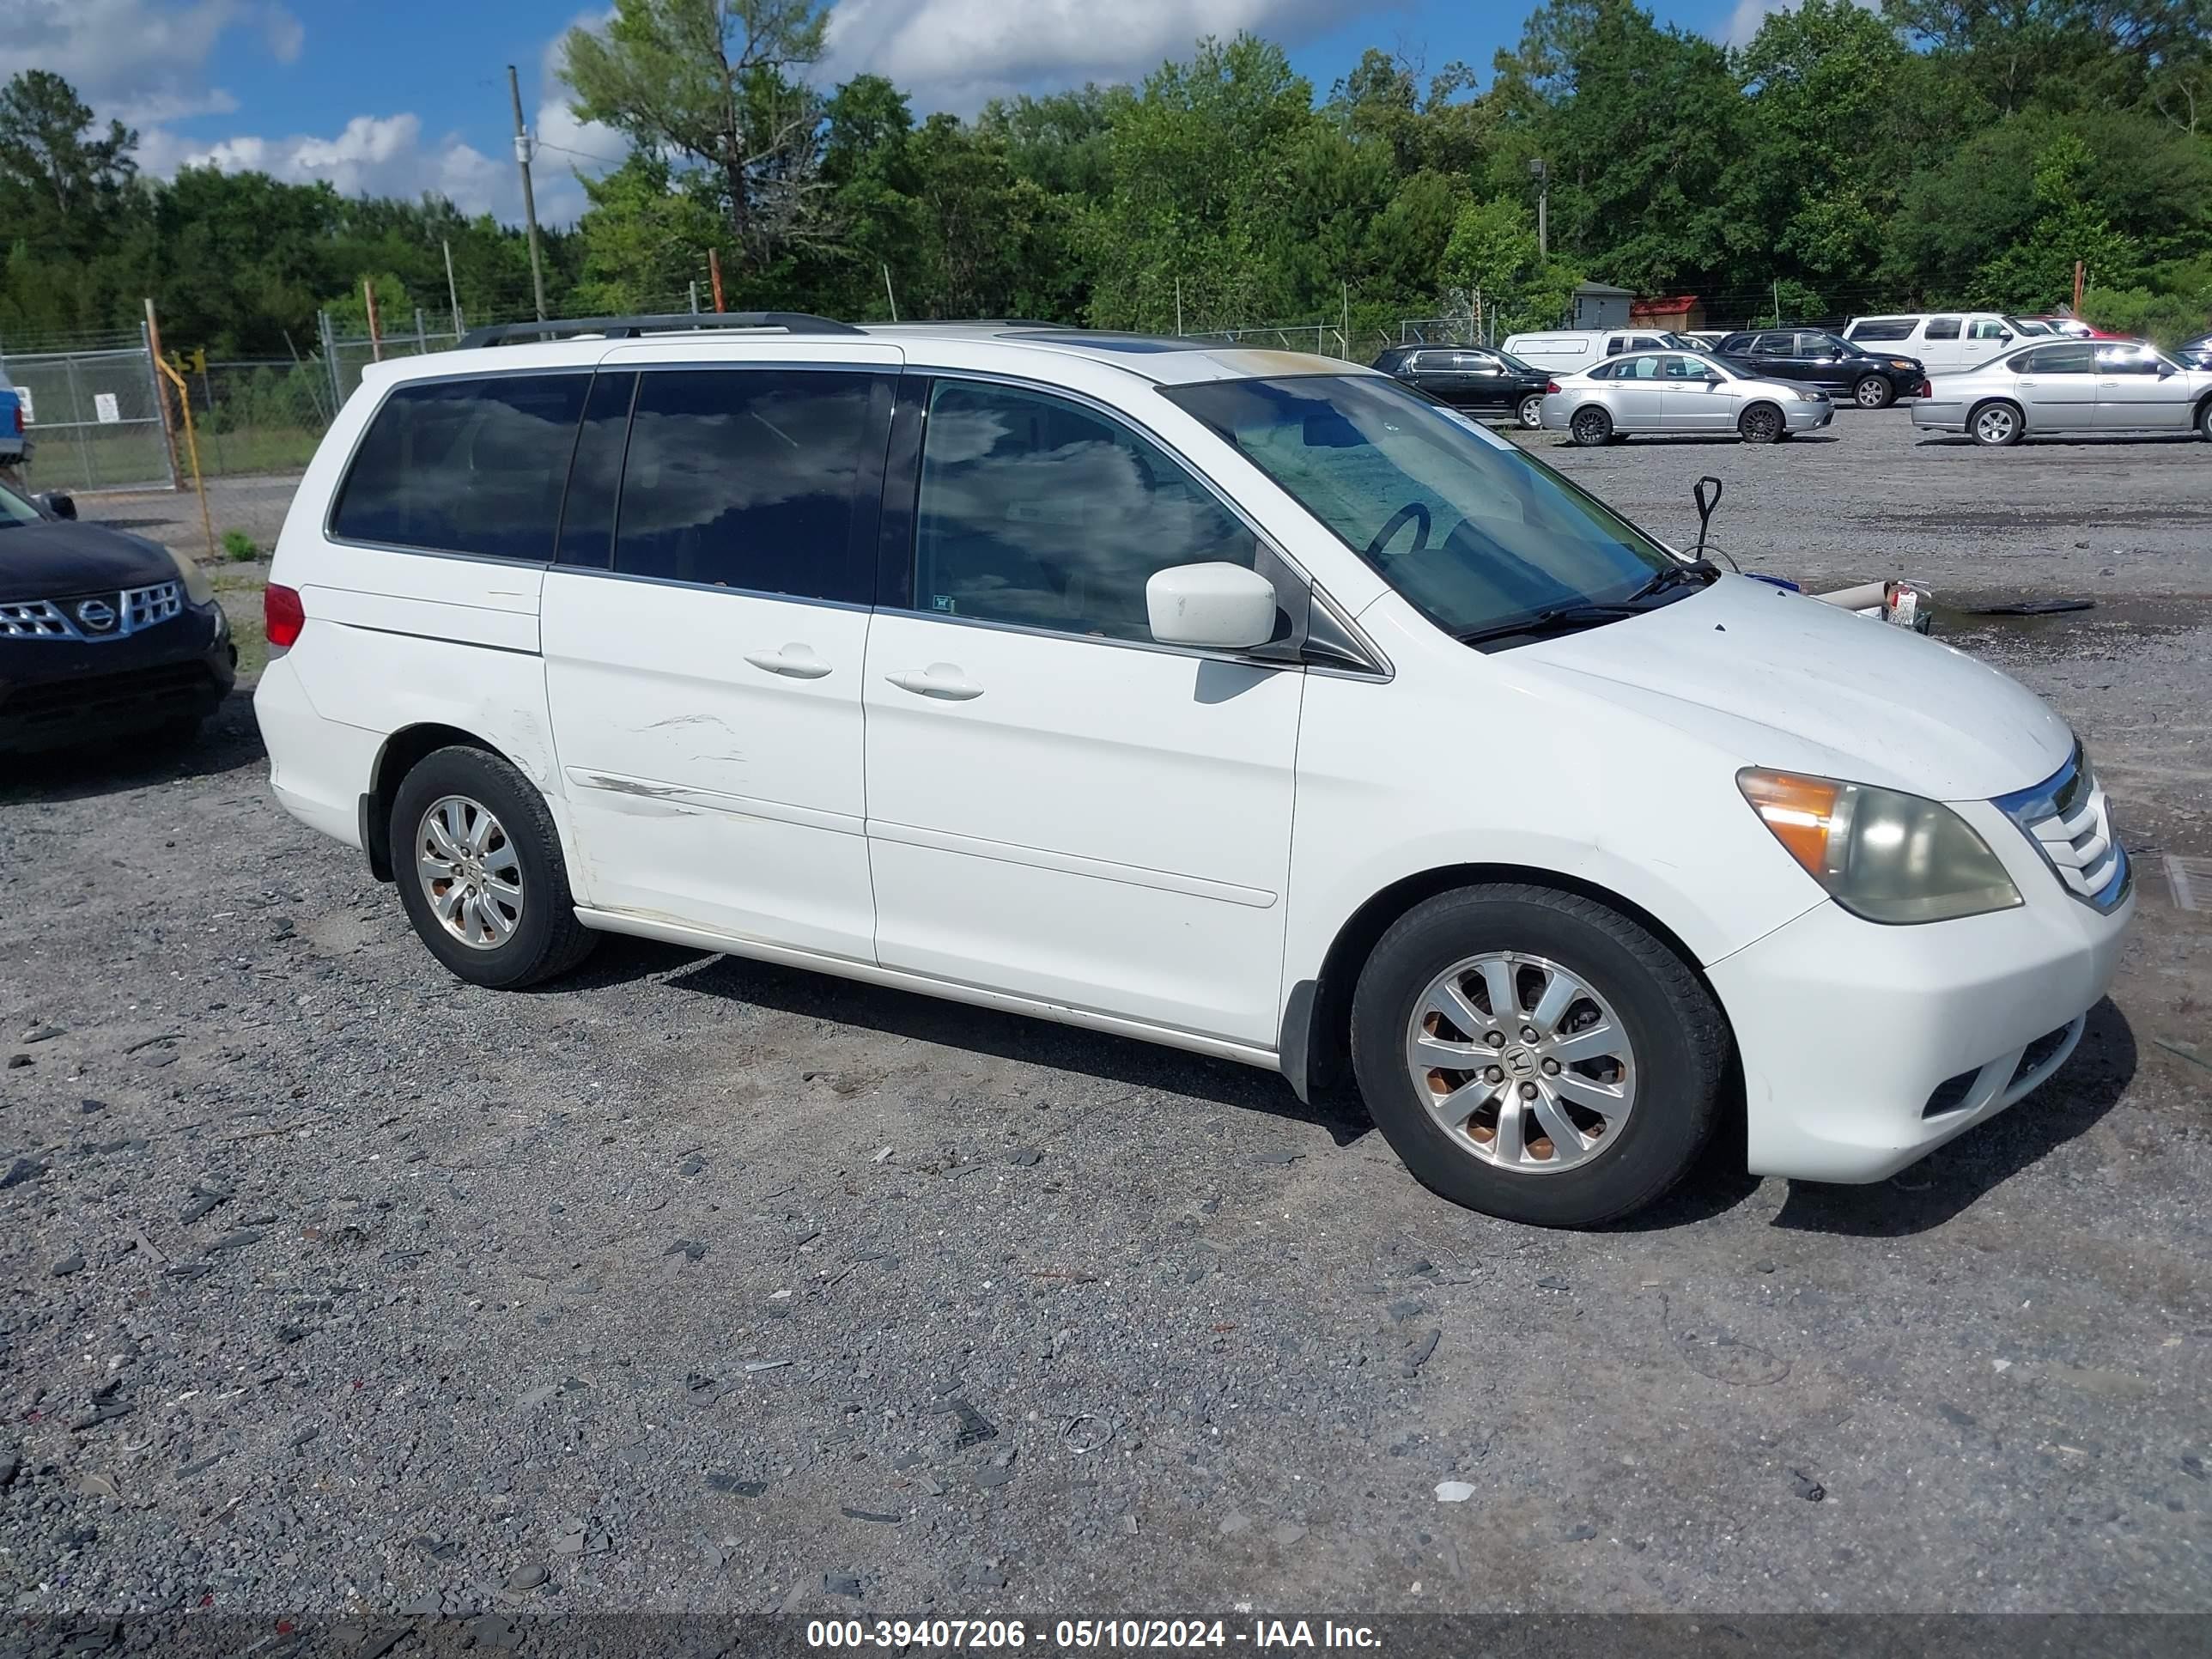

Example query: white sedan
[1912,339,2212,445]
[1540,350,1834,446]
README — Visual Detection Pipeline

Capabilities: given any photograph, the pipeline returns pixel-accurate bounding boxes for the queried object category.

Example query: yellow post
[157,356,217,564]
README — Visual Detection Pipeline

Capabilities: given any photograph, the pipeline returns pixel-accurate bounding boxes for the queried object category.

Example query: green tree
[561,0,834,270]
[1967,131,2141,307]
[1441,196,1582,333]
[0,70,139,258]
[569,153,726,313]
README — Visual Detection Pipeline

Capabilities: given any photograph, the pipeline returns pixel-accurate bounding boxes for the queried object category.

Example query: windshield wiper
[1628,558,1720,600]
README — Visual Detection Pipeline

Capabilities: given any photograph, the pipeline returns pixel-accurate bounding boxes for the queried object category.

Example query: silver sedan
[1540,350,1834,446]
[1912,339,2212,445]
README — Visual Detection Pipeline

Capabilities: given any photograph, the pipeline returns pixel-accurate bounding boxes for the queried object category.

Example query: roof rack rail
[456,311,864,349]
[877,318,1060,329]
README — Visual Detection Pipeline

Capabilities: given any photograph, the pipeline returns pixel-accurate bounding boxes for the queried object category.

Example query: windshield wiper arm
[1455,601,1649,647]
[1628,558,1720,601]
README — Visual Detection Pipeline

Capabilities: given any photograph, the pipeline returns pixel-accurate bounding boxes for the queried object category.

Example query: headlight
[1795,389,1824,402]
[1737,769,2022,924]
[164,544,216,606]
[1889,359,1916,370]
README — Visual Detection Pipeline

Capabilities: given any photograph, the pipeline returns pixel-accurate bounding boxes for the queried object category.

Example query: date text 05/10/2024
[805,1619,1384,1649]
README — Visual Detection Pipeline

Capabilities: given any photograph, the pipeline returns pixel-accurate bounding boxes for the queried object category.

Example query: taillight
[1545,380,1561,394]
[264,582,305,650]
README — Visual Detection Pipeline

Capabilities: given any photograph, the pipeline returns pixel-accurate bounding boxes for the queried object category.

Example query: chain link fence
[0,328,176,493]
[189,359,339,479]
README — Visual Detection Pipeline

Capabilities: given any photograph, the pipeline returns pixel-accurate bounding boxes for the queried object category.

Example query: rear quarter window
[331,374,591,561]
[1848,319,1916,343]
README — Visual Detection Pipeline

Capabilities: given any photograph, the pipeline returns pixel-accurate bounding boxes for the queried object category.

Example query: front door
[2013,342,2098,430]
[542,357,898,963]
[2094,344,2189,429]
[1660,354,1734,428]
[863,377,1304,1048]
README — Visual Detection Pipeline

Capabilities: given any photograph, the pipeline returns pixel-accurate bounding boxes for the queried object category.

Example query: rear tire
[1737,403,1784,444]
[1852,375,1894,410]
[390,744,599,989]
[1570,406,1613,447]
[1970,401,2024,447]
[1517,392,1546,430]
[2196,398,2212,441]
[1349,884,1728,1227]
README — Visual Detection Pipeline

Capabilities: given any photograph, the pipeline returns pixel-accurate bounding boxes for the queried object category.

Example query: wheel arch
[1737,398,1786,433]
[360,722,520,883]
[1281,860,1734,1104]
[2193,388,2212,433]
[1966,394,2024,434]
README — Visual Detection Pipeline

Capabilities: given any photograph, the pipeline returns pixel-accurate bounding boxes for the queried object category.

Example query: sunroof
[1002,331,1196,354]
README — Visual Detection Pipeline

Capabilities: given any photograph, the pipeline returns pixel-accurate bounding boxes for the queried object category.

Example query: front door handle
[884,663,984,701]
[744,644,833,679]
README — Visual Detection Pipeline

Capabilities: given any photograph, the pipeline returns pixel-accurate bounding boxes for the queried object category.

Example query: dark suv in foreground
[1370,344,1555,428]
[1711,330,1928,409]
[0,480,234,753]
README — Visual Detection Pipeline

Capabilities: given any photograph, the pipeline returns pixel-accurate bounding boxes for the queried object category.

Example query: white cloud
[173,113,519,217]
[1721,0,1878,48]
[0,0,302,127]
[822,0,1396,113]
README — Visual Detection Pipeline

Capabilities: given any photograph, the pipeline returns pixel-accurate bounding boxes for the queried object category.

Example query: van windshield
[1162,374,1680,640]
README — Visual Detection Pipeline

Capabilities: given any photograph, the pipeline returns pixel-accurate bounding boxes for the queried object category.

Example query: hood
[1508,575,2073,800]
[0,521,179,605]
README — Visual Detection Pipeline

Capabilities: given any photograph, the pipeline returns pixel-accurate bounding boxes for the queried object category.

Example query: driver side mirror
[33,489,76,520]
[1146,562,1279,652]
[2158,362,2176,378]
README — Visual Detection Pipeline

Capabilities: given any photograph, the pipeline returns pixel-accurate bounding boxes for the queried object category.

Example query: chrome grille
[124,580,183,631]
[1996,744,2129,912]
[0,580,185,642]
[0,599,73,639]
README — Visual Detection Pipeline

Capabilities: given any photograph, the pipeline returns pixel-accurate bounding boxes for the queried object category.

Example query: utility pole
[1529,156,1549,260]
[881,263,898,322]
[441,238,462,340]
[507,64,548,321]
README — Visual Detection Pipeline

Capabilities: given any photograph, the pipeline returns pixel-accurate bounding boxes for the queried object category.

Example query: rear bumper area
[1711,883,2132,1184]
[0,608,234,752]
[253,655,380,850]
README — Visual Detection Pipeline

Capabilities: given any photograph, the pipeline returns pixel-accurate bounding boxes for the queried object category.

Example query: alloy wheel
[1854,377,1892,409]
[1518,393,1546,429]
[415,794,525,950]
[1402,951,1638,1176]
[1973,404,2019,445]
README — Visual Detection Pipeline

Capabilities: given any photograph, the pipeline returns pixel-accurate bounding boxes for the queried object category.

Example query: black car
[1711,328,1928,409]
[0,480,235,754]
[1370,344,1554,428]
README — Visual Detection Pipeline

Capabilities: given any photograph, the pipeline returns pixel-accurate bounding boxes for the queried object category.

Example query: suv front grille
[1994,743,2129,912]
[0,580,183,642]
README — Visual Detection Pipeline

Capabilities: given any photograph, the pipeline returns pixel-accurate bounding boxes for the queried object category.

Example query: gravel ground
[4,411,2209,1633]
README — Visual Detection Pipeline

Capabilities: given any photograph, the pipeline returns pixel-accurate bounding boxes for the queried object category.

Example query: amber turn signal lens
[1736,769,1842,878]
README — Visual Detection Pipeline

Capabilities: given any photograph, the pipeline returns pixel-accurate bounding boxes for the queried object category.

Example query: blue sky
[3,0,1778,228]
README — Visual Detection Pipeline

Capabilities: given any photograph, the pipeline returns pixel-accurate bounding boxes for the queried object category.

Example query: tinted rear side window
[612,368,889,603]
[556,371,636,569]
[1923,317,1963,340]
[331,374,590,560]
[1850,319,1915,342]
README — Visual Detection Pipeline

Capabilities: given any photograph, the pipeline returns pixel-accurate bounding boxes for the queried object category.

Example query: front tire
[1570,406,1613,447]
[390,744,598,988]
[1738,403,1784,444]
[2197,398,2212,441]
[1517,392,1546,430]
[1349,885,1728,1227]
[1971,401,2024,447]
[1852,375,1894,410]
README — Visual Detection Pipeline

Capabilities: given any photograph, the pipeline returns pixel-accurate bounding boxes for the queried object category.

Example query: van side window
[556,371,636,570]
[612,368,887,603]
[1969,318,2009,340]
[331,374,591,561]
[1923,317,1962,340]
[912,380,1255,642]
[1850,319,1915,342]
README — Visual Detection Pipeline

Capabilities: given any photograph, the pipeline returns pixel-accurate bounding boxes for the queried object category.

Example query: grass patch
[221,528,258,561]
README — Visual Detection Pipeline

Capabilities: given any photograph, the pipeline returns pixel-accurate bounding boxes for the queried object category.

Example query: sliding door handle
[744,644,833,679]
[884,664,984,701]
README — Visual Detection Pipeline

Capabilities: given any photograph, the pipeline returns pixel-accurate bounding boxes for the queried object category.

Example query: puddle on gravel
[1934,592,2212,653]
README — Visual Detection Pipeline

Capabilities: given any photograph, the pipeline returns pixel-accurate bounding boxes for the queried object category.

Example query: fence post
[319,310,343,412]
[143,300,184,490]
[415,307,428,357]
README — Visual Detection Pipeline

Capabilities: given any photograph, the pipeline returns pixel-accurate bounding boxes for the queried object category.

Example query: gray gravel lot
[3,410,2209,1627]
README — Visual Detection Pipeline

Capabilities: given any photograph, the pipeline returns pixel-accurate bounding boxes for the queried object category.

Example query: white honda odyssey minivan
[256,313,2132,1226]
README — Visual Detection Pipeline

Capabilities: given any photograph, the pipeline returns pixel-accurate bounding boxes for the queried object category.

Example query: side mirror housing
[1146,562,1279,652]
[33,489,76,520]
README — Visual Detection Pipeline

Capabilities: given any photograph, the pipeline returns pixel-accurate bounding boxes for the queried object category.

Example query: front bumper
[1784,398,1834,432]
[0,604,234,752]
[1710,848,2131,1183]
